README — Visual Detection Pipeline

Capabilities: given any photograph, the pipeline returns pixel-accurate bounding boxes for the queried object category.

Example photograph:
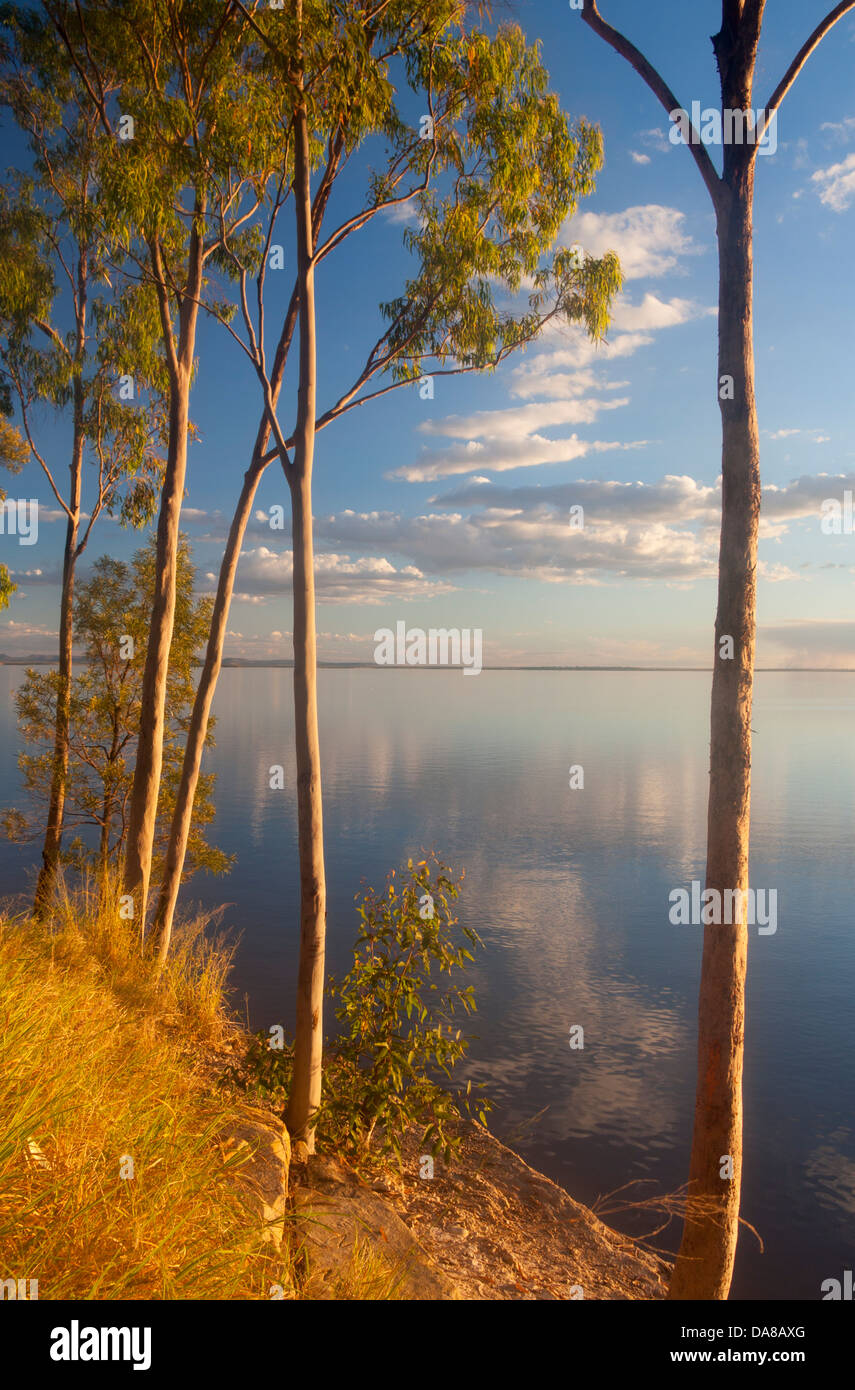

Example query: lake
[1,665,852,1300]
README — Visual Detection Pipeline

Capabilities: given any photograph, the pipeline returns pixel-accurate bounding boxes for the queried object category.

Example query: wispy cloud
[811,152,855,210]
[225,547,456,604]
[820,116,855,143]
[560,205,707,279]
[310,471,855,590]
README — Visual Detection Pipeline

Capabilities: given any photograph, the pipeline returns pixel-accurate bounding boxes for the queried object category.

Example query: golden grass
[300,1236,406,1301]
[0,879,289,1300]
[0,878,410,1300]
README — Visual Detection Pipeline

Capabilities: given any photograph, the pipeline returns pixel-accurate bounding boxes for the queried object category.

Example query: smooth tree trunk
[123,224,204,929]
[669,162,760,1299]
[579,0,768,1298]
[285,96,326,1155]
[34,464,80,913]
[34,255,88,914]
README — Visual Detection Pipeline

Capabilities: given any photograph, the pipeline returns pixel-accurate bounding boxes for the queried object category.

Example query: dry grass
[0,879,288,1300]
[0,878,411,1300]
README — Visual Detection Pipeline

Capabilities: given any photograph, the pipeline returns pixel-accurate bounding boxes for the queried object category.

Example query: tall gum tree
[581,0,855,1300]
[44,0,275,926]
[0,8,166,910]
[149,0,622,1153]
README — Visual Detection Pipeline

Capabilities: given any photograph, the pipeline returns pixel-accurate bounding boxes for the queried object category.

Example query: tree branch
[148,236,181,383]
[581,0,724,210]
[758,1,855,140]
[34,319,71,359]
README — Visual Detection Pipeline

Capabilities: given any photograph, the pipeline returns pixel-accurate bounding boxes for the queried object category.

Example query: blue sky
[3,0,855,666]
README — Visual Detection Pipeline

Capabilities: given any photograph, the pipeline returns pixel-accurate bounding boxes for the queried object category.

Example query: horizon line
[2,657,853,674]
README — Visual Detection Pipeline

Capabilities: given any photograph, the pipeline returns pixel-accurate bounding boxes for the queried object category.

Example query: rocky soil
[211,1032,669,1301]
[287,1119,668,1300]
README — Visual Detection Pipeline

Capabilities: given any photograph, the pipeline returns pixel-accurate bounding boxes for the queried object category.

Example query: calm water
[1,666,853,1300]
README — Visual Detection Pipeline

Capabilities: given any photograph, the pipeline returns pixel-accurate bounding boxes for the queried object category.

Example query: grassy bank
[0,876,672,1302]
[0,883,292,1300]
[0,860,482,1302]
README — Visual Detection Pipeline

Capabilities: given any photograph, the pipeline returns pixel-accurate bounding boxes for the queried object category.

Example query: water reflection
[0,666,853,1298]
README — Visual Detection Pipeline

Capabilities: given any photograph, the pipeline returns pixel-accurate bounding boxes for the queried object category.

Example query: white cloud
[316,496,716,584]
[811,152,855,211]
[638,127,671,155]
[390,434,637,484]
[315,471,855,588]
[416,396,629,442]
[791,137,811,170]
[820,116,855,143]
[610,293,716,333]
[382,198,421,227]
[0,620,59,655]
[560,205,705,279]
[764,427,832,443]
[430,474,721,520]
[510,367,631,401]
[510,329,656,384]
[184,471,855,608]
[630,151,651,165]
[393,284,714,484]
[233,546,455,604]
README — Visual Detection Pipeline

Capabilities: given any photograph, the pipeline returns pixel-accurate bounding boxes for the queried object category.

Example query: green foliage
[0,562,16,610]
[243,854,489,1166]
[0,12,169,531]
[0,416,28,472]
[328,854,490,1163]
[32,0,297,329]
[191,3,621,415]
[2,533,231,884]
[379,20,622,380]
[273,5,623,389]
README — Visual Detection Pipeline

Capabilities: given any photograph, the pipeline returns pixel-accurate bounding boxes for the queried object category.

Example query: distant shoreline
[2,657,853,673]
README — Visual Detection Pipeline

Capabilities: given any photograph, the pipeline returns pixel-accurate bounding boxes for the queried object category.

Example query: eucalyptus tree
[0,10,166,910]
[4,535,228,885]
[40,0,276,926]
[581,0,855,1300]
[150,0,621,1152]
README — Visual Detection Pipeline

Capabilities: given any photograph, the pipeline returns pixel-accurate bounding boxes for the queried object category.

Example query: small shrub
[245,854,490,1167]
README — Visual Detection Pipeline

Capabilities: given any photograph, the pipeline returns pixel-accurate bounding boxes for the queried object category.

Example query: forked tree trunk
[285,96,326,1155]
[150,293,300,963]
[669,165,760,1298]
[150,453,266,962]
[123,224,204,929]
[149,88,340,962]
